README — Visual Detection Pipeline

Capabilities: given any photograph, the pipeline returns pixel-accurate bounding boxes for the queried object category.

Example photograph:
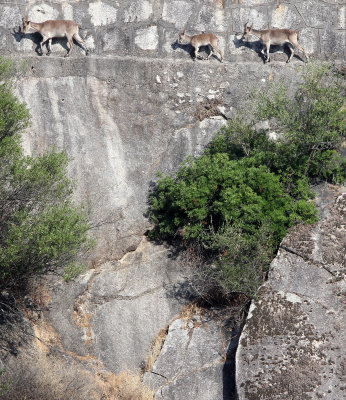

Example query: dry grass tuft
[144,326,169,373]
[0,355,99,400]
[179,302,205,321]
[1,357,154,400]
[101,370,154,400]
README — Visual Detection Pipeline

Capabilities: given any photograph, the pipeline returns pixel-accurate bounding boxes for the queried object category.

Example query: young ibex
[242,23,309,63]
[22,17,89,57]
[178,30,223,63]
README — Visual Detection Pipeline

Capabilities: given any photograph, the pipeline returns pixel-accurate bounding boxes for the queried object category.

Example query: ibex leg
[265,43,271,62]
[295,42,309,63]
[39,36,50,55]
[46,39,52,56]
[286,43,295,63]
[65,35,74,57]
[213,45,223,62]
[194,46,202,60]
[207,45,214,60]
[73,33,90,55]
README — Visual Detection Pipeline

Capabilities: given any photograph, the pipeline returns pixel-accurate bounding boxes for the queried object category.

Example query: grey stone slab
[236,185,346,400]
[296,2,339,28]
[320,29,346,59]
[146,308,238,400]
[156,363,225,400]
[232,7,268,32]
[269,3,304,30]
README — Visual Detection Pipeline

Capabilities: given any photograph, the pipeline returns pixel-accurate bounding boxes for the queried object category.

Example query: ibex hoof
[286,60,291,63]
[64,54,70,58]
[46,52,51,56]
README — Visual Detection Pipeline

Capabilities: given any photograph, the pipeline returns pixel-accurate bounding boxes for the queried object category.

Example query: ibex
[242,23,309,63]
[22,17,89,57]
[178,30,223,63]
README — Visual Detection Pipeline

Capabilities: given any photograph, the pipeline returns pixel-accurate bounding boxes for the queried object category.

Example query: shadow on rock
[171,39,219,61]
[233,34,265,62]
[12,27,85,56]
[165,277,198,303]
[233,34,305,63]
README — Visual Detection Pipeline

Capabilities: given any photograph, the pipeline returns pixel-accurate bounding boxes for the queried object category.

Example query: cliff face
[5,0,345,258]
[236,185,346,400]
[0,1,345,399]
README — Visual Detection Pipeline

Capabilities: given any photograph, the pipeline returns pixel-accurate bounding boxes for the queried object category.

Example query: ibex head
[242,22,253,41]
[178,29,187,44]
[22,17,31,34]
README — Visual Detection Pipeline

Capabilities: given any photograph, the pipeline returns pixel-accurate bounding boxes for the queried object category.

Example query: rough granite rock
[236,184,346,400]
[0,0,344,398]
[143,307,241,400]
[44,237,192,373]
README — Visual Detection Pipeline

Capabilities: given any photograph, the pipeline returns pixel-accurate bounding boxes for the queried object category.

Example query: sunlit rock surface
[0,0,344,398]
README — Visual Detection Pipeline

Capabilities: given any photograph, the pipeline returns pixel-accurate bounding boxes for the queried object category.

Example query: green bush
[254,63,345,183]
[197,224,276,299]
[148,63,345,300]
[0,58,30,141]
[0,56,92,288]
[149,153,317,243]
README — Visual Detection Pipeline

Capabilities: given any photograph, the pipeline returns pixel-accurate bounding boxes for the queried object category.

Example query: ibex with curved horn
[22,17,89,57]
[242,22,309,63]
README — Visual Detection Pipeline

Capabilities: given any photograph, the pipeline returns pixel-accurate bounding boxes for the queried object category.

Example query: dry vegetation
[0,358,154,400]
[196,98,225,121]
[145,326,169,373]
[0,356,98,400]
[101,371,154,400]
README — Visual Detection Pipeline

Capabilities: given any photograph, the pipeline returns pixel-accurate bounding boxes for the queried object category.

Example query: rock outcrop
[236,184,346,399]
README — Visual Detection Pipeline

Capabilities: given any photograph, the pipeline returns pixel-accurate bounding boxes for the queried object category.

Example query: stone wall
[1,0,345,62]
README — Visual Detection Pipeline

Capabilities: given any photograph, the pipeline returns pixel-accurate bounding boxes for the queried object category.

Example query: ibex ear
[250,23,253,29]
[244,21,248,29]
[183,29,186,34]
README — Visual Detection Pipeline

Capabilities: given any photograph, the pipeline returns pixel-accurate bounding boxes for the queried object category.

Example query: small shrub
[149,152,317,243]
[0,56,93,289]
[148,63,345,300]
[199,224,276,299]
[63,262,86,282]
[253,62,345,184]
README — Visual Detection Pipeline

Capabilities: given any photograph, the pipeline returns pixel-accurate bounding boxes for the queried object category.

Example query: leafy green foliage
[148,63,345,299]
[63,263,86,282]
[254,63,345,183]
[0,56,92,288]
[149,153,317,243]
[0,58,30,141]
[199,224,276,298]
[0,369,11,396]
